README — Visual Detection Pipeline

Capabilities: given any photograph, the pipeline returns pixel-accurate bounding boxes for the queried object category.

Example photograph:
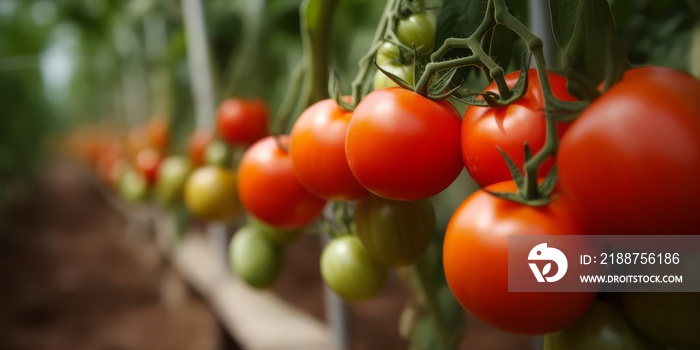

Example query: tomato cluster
[442,66,700,347]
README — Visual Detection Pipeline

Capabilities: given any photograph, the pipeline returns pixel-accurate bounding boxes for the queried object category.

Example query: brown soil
[0,162,532,350]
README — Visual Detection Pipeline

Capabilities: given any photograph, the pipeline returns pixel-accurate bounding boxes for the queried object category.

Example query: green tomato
[396,11,436,56]
[248,216,304,245]
[373,62,415,90]
[183,165,241,222]
[375,42,402,66]
[154,156,193,207]
[204,139,230,167]
[119,169,148,203]
[354,195,435,267]
[545,301,664,350]
[618,292,700,350]
[229,225,284,289]
[320,235,387,302]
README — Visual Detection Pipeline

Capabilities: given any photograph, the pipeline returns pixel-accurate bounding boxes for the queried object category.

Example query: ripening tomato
[558,67,700,235]
[354,195,435,267]
[289,99,368,201]
[320,235,387,302]
[134,148,162,187]
[443,181,598,335]
[119,168,148,203]
[238,136,326,229]
[187,129,214,167]
[154,156,193,207]
[346,87,462,201]
[216,98,269,147]
[462,69,576,187]
[184,165,241,222]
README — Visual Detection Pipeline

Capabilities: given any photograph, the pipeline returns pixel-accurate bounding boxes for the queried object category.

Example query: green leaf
[549,0,630,98]
[496,146,524,188]
[548,0,578,49]
[538,165,559,197]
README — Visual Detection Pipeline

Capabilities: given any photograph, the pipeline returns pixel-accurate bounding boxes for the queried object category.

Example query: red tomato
[238,136,326,229]
[443,181,598,335]
[187,129,214,167]
[558,67,700,235]
[147,116,170,153]
[289,99,368,201]
[346,87,462,201]
[217,98,270,147]
[462,69,576,187]
[135,148,162,187]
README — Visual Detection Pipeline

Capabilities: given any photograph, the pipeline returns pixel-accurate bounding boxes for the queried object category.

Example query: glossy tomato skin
[229,224,284,289]
[558,67,700,235]
[217,98,269,147]
[184,165,241,222]
[188,129,214,167]
[320,235,387,302]
[462,69,575,187]
[346,88,462,201]
[545,301,664,350]
[443,181,597,335]
[396,11,436,55]
[354,195,435,267]
[289,99,369,201]
[238,136,326,230]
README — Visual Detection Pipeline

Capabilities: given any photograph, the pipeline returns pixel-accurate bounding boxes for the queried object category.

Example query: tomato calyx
[319,201,355,239]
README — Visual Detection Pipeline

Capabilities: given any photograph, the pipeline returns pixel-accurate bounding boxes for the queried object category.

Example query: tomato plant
[443,181,598,335]
[545,301,664,350]
[396,11,436,55]
[216,98,270,147]
[184,165,241,222]
[354,195,435,267]
[238,135,326,229]
[320,235,387,302]
[154,156,193,207]
[187,129,214,167]
[618,292,700,350]
[229,224,284,289]
[558,67,700,235]
[462,69,575,187]
[346,87,462,201]
[289,98,368,201]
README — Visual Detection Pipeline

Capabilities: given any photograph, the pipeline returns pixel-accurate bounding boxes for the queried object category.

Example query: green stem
[412,256,451,350]
[300,0,339,108]
[692,20,700,79]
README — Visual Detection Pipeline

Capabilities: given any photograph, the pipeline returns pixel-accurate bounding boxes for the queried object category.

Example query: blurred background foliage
[0,0,698,211]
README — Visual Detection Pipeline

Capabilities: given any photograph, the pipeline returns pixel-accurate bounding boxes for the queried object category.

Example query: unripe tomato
[346,87,462,201]
[154,156,193,207]
[320,235,387,302]
[134,148,162,187]
[289,98,368,201]
[396,11,436,55]
[216,98,270,147]
[354,195,435,267]
[184,165,241,222]
[238,136,326,229]
[187,129,214,167]
[204,139,230,167]
[229,225,284,289]
[375,42,402,66]
[119,169,148,203]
